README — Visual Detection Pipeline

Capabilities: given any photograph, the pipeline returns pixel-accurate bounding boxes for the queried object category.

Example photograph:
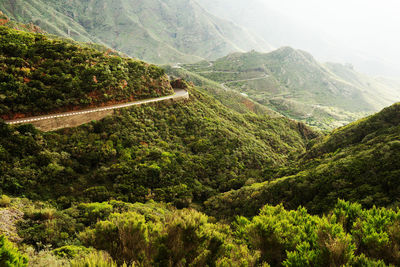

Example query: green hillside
[0,82,317,206]
[0,16,399,267]
[0,0,273,64]
[183,48,400,130]
[0,24,314,206]
[0,26,173,120]
[205,103,400,218]
[0,10,44,33]
[163,65,281,117]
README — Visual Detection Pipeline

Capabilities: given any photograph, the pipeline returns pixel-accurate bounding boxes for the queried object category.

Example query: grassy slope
[0,10,44,33]
[183,48,400,130]
[325,62,400,107]
[205,103,400,219]
[163,65,281,117]
[0,0,272,64]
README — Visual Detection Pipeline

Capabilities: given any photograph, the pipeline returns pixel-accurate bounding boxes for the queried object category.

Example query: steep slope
[0,10,43,33]
[0,0,273,64]
[325,62,400,105]
[205,103,400,218]
[183,48,400,129]
[0,26,173,120]
[163,65,281,117]
[0,84,316,206]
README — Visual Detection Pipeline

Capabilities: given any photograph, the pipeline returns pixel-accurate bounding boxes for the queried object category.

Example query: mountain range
[196,0,400,77]
[182,48,400,129]
[0,0,272,64]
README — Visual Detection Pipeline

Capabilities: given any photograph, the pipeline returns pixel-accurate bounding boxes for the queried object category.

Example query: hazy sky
[263,0,400,58]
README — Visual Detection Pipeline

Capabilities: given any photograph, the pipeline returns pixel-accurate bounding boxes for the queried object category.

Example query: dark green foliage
[0,235,28,267]
[13,199,400,266]
[0,87,313,206]
[205,103,400,218]
[52,245,90,259]
[230,200,399,266]
[0,14,398,267]
[0,26,173,119]
[79,209,258,266]
[306,103,400,158]
[333,201,400,265]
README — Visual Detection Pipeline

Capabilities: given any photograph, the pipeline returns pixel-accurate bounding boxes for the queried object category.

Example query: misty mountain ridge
[183,47,400,129]
[0,0,273,64]
[196,0,400,77]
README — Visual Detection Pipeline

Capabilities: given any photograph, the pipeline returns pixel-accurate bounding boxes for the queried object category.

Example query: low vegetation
[2,198,399,266]
[0,235,28,266]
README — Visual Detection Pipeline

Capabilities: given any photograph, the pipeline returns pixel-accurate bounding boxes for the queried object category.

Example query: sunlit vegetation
[164,65,280,117]
[205,103,400,218]
[182,49,398,130]
[0,26,173,119]
[0,84,316,207]
[3,198,399,266]
[0,21,399,267]
[0,235,28,266]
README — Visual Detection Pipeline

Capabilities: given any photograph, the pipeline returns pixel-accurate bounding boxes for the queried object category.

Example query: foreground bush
[0,235,28,267]
[80,209,259,266]
[10,198,400,266]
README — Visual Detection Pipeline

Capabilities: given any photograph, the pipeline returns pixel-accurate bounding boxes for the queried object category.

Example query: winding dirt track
[5,89,188,125]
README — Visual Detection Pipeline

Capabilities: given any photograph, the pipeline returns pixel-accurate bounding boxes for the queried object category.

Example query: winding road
[5,89,188,125]
[221,74,269,91]
[223,74,269,84]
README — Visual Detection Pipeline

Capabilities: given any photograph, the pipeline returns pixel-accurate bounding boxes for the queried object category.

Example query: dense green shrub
[10,198,400,266]
[205,103,400,219]
[0,87,312,206]
[0,235,28,267]
[235,205,355,267]
[0,26,173,119]
[52,245,90,259]
[79,208,259,266]
[0,195,11,207]
[70,250,129,267]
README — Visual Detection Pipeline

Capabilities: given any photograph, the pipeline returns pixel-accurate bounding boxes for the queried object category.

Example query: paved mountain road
[5,89,188,125]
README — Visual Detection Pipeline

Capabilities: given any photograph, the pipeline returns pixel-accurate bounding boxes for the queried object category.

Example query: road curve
[5,89,188,125]
[221,74,269,91]
[223,74,269,84]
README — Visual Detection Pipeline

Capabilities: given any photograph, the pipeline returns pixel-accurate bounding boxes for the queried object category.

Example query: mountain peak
[271,46,316,63]
[0,0,272,64]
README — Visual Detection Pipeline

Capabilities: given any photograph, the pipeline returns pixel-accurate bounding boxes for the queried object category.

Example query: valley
[182,49,400,130]
[0,2,399,267]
